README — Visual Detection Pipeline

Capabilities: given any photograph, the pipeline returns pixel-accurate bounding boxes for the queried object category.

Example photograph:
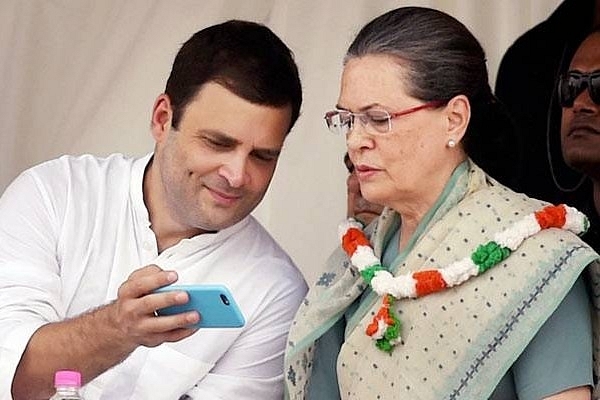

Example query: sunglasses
[558,71,600,107]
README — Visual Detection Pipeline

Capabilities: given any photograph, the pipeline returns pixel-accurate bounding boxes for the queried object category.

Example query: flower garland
[339,204,589,353]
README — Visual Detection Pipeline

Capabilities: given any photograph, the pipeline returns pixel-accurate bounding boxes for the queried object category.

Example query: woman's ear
[151,94,173,142]
[444,94,470,144]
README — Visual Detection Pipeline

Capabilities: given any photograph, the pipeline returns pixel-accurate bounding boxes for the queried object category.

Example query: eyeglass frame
[558,71,600,108]
[324,100,446,136]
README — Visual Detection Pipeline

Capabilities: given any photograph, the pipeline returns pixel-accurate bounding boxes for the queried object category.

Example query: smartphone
[154,284,245,328]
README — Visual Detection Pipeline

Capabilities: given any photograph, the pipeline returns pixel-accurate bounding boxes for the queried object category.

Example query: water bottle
[49,370,84,400]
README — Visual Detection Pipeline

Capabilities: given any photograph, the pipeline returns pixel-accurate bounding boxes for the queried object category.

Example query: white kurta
[0,153,307,399]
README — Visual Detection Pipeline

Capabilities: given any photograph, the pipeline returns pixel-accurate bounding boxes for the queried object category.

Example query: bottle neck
[55,385,80,393]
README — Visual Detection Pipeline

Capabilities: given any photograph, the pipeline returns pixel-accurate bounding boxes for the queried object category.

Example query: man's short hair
[165,20,302,132]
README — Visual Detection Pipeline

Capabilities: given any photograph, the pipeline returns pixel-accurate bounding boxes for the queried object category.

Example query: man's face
[152,82,292,233]
[346,169,384,226]
[560,32,600,181]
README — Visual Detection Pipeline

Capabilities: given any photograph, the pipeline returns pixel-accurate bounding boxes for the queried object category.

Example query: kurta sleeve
[0,170,64,399]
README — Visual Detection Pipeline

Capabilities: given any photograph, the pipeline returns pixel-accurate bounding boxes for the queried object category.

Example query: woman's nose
[346,122,373,150]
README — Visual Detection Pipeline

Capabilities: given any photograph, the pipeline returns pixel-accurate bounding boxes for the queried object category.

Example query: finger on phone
[144,290,189,316]
[119,269,178,299]
[148,310,201,333]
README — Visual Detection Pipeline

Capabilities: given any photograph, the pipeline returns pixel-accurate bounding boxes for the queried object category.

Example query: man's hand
[12,264,200,400]
[110,264,201,348]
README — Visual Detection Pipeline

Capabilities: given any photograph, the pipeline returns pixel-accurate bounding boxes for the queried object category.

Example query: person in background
[0,20,307,400]
[559,31,600,398]
[559,29,600,251]
[344,152,384,226]
[285,7,599,399]
[495,0,599,206]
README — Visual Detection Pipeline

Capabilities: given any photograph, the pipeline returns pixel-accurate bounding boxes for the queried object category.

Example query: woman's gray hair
[345,7,489,104]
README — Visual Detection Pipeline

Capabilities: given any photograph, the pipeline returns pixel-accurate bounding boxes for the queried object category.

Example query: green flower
[360,264,384,283]
[376,301,402,354]
[471,241,511,273]
[376,338,394,353]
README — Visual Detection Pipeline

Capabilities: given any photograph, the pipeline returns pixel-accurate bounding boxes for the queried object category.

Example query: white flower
[369,318,387,340]
[440,258,478,286]
[351,246,380,270]
[494,214,540,250]
[564,205,587,234]
[371,271,417,298]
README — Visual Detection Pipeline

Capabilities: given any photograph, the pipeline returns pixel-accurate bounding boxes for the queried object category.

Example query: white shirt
[0,153,307,400]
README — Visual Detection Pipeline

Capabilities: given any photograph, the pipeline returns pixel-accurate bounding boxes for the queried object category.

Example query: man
[495,0,599,205]
[560,28,600,398]
[0,20,307,399]
[560,28,600,252]
[343,152,383,226]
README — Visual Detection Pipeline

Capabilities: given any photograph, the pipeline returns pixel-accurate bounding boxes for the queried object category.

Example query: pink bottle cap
[54,370,81,387]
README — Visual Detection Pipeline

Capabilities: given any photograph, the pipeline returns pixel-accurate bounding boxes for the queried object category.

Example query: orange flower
[414,270,447,297]
[366,301,392,336]
[534,204,566,229]
[342,228,371,255]
[366,318,381,336]
[382,295,392,306]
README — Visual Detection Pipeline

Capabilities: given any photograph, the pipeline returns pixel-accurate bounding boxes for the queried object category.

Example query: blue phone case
[155,284,245,328]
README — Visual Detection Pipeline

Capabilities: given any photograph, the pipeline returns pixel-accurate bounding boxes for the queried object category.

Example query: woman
[285,7,599,400]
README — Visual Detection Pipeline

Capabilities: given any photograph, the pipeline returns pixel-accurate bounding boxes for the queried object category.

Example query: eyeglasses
[558,71,600,107]
[324,100,445,136]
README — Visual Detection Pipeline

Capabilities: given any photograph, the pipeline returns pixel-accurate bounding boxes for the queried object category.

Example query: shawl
[284,161,600,399]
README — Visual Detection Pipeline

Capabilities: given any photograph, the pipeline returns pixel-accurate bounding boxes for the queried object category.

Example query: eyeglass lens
[325,111,351,135]
[558,72,600,107]
[324,110,392,135]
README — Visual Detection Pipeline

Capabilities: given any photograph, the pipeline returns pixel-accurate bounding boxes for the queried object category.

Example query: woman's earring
[447,139,456,148]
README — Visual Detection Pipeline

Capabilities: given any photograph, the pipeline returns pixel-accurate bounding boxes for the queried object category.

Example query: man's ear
[151,94,173,142]
[444,94,470,144]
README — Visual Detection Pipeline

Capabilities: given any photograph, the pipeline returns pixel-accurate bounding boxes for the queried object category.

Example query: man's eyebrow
[568,69,600,74]
[200,129,282,156]
[198,129,239,144]
[252,147,282,158]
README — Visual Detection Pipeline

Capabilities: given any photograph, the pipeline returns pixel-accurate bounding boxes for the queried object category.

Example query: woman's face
[339,55,454,210]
